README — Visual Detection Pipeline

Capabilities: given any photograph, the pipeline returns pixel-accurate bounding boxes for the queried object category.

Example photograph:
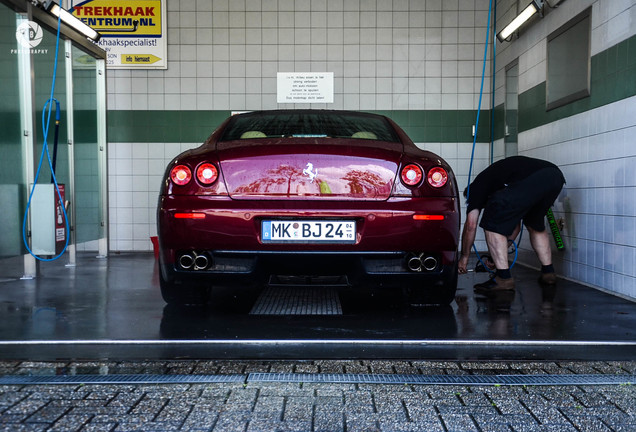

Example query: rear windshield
[219,111,400,142]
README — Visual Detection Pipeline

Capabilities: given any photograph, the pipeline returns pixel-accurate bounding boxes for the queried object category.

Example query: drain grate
[249,286,342,315]
[1,373,633,386]
[0,374,245,386]
[247,373,636,386]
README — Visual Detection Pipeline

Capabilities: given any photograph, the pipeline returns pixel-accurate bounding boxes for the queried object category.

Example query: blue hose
[22,12,70,262]
[466,0,520,272]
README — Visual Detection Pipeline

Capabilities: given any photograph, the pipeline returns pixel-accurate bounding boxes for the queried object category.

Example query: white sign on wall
[277,73,334,103]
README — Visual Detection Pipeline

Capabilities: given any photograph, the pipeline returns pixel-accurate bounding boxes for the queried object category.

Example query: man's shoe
[538,272,557,286]
[474,275,515,294]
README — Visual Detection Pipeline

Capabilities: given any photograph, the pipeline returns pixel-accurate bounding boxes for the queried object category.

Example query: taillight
[196,163,218,185]
[427,167,448,188]
[170,165,192,186]
[401,164,423,186]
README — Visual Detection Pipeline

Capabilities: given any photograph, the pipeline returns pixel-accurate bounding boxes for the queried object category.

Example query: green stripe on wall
[107,109,491,144]
[107,110,231,143]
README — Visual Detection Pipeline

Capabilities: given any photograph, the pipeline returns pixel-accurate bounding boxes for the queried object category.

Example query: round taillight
[427,167,448,188]
[196,163,218,185]
[170,165,192,186]
[401,164,423,186]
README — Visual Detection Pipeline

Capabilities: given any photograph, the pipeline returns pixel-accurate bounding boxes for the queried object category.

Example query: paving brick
[154,400,193,423]
[48,414,92,432]
[252,395,284,419]
[345,413,381,432]
[313,410,345,432]
[79,422,118,431]
[439,412,478,431]
[0,423,49,431]
[268,363,295,373]
[24,405,69,424]
[283,396,313,421]
[314,360,346,373]
[3,399,47,419]
[563,414,614,431]
[343,361,371,374]
[211,410,249,432]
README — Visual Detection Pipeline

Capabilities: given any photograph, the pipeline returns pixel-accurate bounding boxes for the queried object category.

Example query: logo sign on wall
[71,0,167,69]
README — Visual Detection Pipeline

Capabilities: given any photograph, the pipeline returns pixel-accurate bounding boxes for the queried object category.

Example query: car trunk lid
[217,139,402,200]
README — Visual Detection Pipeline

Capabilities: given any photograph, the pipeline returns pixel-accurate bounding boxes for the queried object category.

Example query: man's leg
[526,226,551,265]
[484,230,511,270]
[526,226,557,285]
[474,229,516,293]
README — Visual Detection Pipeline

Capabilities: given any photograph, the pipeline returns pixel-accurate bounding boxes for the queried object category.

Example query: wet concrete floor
[0,253,634,361]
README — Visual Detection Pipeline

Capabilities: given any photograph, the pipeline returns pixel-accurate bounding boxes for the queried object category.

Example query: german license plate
[262,220,356,243]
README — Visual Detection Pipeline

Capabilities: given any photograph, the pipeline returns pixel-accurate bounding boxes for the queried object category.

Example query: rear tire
[159,270,211,306]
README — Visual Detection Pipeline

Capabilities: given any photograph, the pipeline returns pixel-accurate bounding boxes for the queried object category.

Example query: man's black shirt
[466,156,562,213]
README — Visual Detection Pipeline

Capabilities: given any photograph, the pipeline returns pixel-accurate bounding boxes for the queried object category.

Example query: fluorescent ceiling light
[497,1,541,42]
[46,2,101,42]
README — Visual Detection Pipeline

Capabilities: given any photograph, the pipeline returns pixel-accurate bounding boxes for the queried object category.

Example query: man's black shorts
[479,167,565,236]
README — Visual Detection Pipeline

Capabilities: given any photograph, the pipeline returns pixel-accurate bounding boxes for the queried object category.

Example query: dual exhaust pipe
[407,253,438,272]
[179,251,435,273]
[178,251,212,271]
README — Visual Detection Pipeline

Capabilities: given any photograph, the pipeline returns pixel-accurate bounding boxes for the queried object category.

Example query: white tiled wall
[516,98,636,299]
[495,0,636,299]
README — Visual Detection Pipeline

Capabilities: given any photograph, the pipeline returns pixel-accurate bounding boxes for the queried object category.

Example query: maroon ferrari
[157,110,460,306]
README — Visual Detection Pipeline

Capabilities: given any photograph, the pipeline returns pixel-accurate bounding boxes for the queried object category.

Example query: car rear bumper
[158,194,459,287]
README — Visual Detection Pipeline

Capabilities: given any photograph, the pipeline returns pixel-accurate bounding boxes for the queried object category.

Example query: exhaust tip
[178,253,195,269]
[422,256,438,271]
[194,253,211,271]
[407,253,424,272]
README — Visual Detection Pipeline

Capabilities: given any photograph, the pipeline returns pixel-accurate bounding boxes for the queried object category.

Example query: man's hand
[458,254,470,274]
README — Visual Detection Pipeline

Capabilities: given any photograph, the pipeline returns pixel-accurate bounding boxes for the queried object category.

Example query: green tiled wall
[107,110,232,143]
[107,109,492,144]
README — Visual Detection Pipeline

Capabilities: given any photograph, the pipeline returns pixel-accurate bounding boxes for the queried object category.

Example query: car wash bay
[2,0,636,362]
[0,252,633,361]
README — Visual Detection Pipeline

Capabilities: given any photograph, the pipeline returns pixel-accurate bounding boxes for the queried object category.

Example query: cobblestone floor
[0,360,634,431]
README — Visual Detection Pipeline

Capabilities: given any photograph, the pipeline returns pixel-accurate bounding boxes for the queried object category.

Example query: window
[220,111,400,142]
[546,8,591,110]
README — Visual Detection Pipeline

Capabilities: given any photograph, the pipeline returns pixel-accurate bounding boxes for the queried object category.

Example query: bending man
[458,156,566,293]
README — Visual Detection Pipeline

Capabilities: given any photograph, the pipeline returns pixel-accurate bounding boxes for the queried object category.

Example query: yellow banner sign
[72,0,161,37]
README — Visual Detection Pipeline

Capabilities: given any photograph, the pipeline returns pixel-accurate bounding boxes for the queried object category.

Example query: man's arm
[458,209,480,274]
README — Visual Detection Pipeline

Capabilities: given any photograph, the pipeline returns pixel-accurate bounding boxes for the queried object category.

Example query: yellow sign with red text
[72,0,166,69]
